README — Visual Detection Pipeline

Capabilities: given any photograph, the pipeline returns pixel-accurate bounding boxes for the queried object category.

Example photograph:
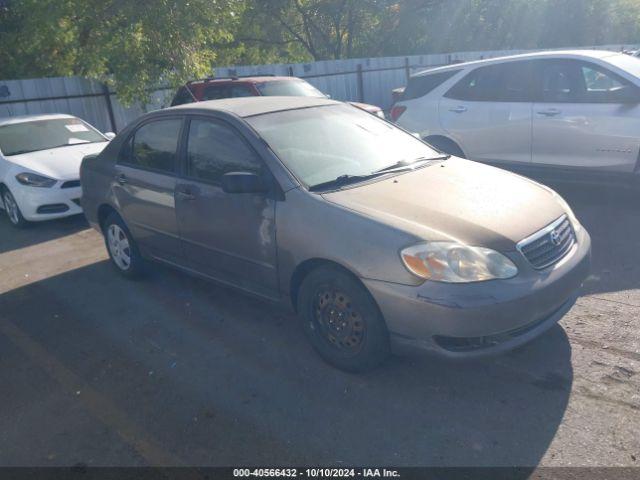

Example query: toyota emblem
[550,229,562,246]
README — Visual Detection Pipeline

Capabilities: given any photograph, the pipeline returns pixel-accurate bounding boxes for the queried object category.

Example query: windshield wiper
[309,173,387,192]
[372,155,450,174]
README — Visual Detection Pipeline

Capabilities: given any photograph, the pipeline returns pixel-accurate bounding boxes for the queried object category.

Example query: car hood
[6,142,108,180]
[322,158,566,252]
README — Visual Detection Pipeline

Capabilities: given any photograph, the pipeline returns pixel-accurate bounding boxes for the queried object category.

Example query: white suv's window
[445,61,534,102]
[535,59,639,103]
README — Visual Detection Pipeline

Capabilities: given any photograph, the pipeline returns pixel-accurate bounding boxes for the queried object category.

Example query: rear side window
[403,70,460,101]
[203,85,228,100]
[120,119,182,173]
[171,87,195,106]
[186,118,262,184]
[445,61,534,102]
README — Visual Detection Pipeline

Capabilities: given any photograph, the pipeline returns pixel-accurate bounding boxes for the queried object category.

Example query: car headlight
[15,172,56,188]
[401,242,518,283]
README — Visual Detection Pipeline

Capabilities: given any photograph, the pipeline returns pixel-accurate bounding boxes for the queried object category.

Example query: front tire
[103,212,145,278]
[1,187,28,228]
[297,266,390,372]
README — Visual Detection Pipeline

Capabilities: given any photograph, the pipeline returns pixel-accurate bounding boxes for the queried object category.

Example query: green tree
[0,0,243,104]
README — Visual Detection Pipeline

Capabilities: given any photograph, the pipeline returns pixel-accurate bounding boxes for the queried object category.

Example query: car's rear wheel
[103,212,145,278]
[297,266,390,372]
[1,187,28,228]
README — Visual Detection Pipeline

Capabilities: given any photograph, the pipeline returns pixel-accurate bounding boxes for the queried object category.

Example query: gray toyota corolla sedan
[80,96,591,372]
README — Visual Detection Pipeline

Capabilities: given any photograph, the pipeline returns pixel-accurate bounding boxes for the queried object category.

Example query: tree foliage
[2,0,640,104]
[0,0,242,104]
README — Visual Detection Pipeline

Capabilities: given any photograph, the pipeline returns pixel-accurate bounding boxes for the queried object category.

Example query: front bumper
[11,182,83,221]
[363,227,591,359]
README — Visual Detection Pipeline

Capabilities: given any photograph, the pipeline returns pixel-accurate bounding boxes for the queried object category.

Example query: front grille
[518,215,576,269]
[61,180,80,189]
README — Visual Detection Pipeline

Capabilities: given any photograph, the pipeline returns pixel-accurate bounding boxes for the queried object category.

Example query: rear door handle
[116,173,127,185]
[537,108,562,117]
[449,106,468,113]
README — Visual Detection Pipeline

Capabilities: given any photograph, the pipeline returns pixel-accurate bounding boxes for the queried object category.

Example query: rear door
[175,116,278,298]
[114,117,184,263]
[439,61,534,164]
[531,58,640,171]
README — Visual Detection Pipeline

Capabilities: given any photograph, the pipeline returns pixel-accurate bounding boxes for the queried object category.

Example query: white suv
[392,50,640,187]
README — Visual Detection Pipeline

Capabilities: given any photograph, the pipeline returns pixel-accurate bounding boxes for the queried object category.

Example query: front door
[175,116,278,299]
[114,117,184,263]
[531,58,640,171]
[439,60,534,165]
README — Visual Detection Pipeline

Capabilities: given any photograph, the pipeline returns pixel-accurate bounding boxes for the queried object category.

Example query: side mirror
[104,132,116,140]
[221,172,269,194]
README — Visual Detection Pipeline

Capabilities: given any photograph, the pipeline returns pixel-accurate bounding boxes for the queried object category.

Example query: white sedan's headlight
[16,172,56,188]
[401,242,518,283]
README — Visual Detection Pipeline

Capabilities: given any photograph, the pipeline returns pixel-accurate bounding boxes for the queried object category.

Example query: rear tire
[297,266,390,372]
[1,187,29,228]
[103,212,145,278]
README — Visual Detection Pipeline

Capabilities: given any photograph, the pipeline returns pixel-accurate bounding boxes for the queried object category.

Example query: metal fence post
[357,64,364,103]
[404,57,411,81]
[101,82,117,134]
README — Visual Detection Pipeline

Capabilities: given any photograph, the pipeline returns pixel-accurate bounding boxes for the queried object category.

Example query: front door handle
[537,108,562,117]
[449,106,468,114]
[176,190,196,201]
[116,173,127,185]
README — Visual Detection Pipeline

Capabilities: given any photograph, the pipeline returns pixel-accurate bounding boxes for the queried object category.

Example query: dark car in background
[171,75,386,118]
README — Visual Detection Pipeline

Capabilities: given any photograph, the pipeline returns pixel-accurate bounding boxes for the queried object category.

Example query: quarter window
[120,119,182,173]
[186,119,262,183]
[403,70,460,101]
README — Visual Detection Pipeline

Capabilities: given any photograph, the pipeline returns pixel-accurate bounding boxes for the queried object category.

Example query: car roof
[412,49,624,77]
[0,113,76,127]
[189,76,300,85]
[169,96,339,118]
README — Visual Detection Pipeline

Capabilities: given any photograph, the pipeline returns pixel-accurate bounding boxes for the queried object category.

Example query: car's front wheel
[1,187,28,228]
[297,265,390,372]
[103,212,145,278]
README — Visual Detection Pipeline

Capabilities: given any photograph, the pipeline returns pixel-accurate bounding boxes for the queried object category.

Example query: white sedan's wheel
[2,189,27,227]
[107,224,132,271]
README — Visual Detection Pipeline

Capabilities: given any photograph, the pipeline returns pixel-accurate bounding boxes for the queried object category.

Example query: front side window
[534,59,639,103]
[255,80,325,98]
[203,85,229,100]
[445,62,534,102]
[247,104,441,189]
[186,118,262,183]
[0,118,106,156]
[122,119,182,173]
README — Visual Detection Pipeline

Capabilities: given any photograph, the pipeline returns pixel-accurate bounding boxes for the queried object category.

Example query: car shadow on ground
[0,259,572,469]
[0,213,89,255]
[545,183,640,297]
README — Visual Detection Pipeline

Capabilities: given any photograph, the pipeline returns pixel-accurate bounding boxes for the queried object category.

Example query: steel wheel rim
[107,224,131,271]
[313,288,366,354]
[3,192,20,225]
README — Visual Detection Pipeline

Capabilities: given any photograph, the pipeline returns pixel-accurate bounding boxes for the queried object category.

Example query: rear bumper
[363,227,591,359]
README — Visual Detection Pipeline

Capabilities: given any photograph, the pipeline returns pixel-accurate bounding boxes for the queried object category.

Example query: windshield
[256,79,326,98]
[0,118,106,156]
[604,53,640,79]
[247,104,441,189]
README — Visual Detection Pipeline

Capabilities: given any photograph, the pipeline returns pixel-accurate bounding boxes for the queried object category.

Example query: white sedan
[0,114,113,227]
